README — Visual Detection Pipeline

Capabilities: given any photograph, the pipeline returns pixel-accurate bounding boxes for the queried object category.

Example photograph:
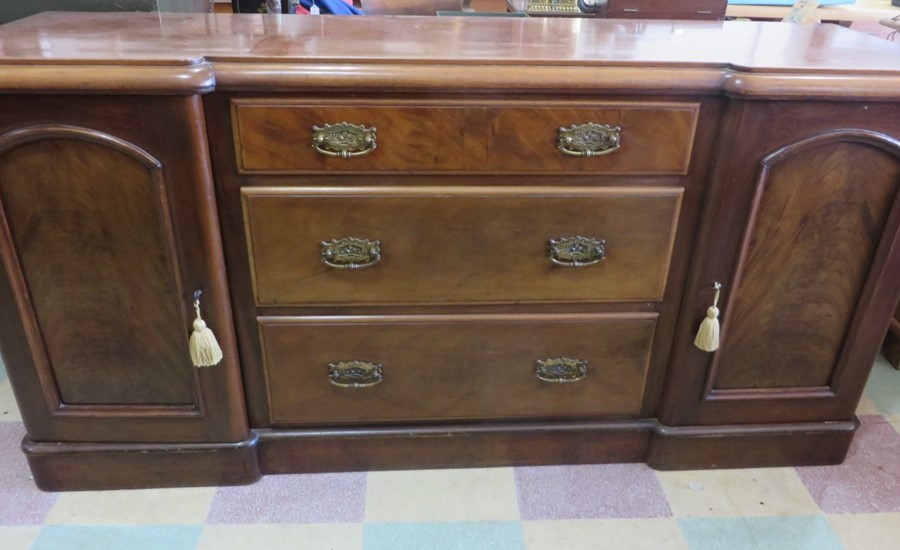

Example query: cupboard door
[0,96,247,443]
[661,101,900,426]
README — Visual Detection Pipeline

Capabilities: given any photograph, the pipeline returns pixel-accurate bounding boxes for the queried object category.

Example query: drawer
[260,313,657,426]
[232,99,699,174]
[607,0,726,19]
[242,186,683,306]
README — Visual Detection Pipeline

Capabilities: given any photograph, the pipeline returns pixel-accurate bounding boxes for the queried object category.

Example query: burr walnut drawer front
[242,186,683,306]
[259,313,657,426]
[232,99,699,174]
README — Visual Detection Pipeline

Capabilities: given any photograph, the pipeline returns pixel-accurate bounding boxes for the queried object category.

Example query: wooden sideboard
[0,13,899,491]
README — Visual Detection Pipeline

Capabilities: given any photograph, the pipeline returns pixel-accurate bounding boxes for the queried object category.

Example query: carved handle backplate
[321,237,382,270]
[549,236,606,267]
[328,360,383,388]
[558,123,621,157]
[535,358,588,383]
[312,122,377,158]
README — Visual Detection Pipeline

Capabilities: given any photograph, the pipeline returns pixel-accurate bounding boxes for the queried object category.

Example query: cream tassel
[189,290,223,367]
[694,282,722,352]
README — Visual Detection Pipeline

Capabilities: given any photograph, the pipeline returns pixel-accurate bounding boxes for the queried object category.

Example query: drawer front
[233,100,699,174]
[243,186,683,306]
[607,0,726,18]
[260,313,657,426]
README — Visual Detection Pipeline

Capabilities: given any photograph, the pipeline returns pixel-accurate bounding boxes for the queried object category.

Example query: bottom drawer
[260,313,657,426]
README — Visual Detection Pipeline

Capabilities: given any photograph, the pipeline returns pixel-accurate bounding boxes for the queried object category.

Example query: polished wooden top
[0,12,897,97]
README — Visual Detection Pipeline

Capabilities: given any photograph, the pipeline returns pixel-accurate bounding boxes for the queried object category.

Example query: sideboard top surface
[0,13,898,97]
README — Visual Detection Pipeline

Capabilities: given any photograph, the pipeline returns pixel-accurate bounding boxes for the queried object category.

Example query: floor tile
[0,526,40,549]
[863,354,900,415]
[854,394,880,415]
[827,512,900,550]
[198,524,364,550]
[0,381,20,423]
[207,472,365,524]
[45,487,215,525]
[365,468,519,523]
[677,515,843,550]
[364,522,524,550]
[796,415,900,513]
[515,464,670,520]
[888,414,900,435]
[522,518,687,550]
[658,467,818,517]
[32,525,202,550]
[0,423,57,526]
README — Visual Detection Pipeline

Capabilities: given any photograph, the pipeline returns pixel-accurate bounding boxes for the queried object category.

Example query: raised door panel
[0,96,247,444]
[711,139,900,391]
[0,134,194,406]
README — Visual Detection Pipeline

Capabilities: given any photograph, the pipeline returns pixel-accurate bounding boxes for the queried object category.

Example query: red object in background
[294,0,353,13]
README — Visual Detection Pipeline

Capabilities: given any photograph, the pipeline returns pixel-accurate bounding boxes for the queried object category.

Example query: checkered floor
[1,354,899,550]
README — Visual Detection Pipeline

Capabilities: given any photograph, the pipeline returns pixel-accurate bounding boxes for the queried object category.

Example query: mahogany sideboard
[0,13,898,491]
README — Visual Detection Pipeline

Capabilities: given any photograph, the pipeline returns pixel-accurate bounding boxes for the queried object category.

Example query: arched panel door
[708,131,900,396]
[660,101,900,430]
[0,96,247,444]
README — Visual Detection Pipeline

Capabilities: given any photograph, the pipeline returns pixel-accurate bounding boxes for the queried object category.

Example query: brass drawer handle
[328,360,384,388]
[549,236,606,267]
[558,123,621,157]
[535,358,588,383]
[321,237,382,270]
[312,122,377,158]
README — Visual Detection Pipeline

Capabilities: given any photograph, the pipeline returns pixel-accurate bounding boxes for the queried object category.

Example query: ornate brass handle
[548,236,606,267]
[328,360,383,388]
[312,122,377,158]
[535,358,588,383]
[558,123,621,157]
[321,237,382,270]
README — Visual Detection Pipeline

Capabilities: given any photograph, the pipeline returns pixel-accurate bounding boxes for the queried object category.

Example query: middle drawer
[242,186,683,306]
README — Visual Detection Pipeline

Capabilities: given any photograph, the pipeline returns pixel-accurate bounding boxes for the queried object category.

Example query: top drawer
[232,99,699,175]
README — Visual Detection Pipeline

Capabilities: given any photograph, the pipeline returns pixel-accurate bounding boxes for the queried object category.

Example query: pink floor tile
[797,415,900,514]
[0,423,57,525]
[515,464,671,520]
[206,472,365,524]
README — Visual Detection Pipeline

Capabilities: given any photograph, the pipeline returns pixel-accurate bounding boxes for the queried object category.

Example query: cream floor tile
[828,513,900,550]
[45,487,216,525]
[0,526,40,550]
[657,468,819,517]
[523,518,687,550]
[0,380,21,423]
[888,414,900,435]
[855,394,881,416]
[365,468,519,522]
[197,524,363,550]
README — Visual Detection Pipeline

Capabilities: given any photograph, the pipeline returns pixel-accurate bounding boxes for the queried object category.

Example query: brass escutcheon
[558,123,621,157]
[312,122,377,158]
[328,360,384,388]
[548,236,606,267]
[321,237,382,270]
[535,358,588,383]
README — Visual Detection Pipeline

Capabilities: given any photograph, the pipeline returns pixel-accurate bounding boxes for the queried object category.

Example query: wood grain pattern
[260,313,657,426]
[233,100,698,174]
[0,129,194,406]
[242,186,682,305]
[711,137,900,391]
